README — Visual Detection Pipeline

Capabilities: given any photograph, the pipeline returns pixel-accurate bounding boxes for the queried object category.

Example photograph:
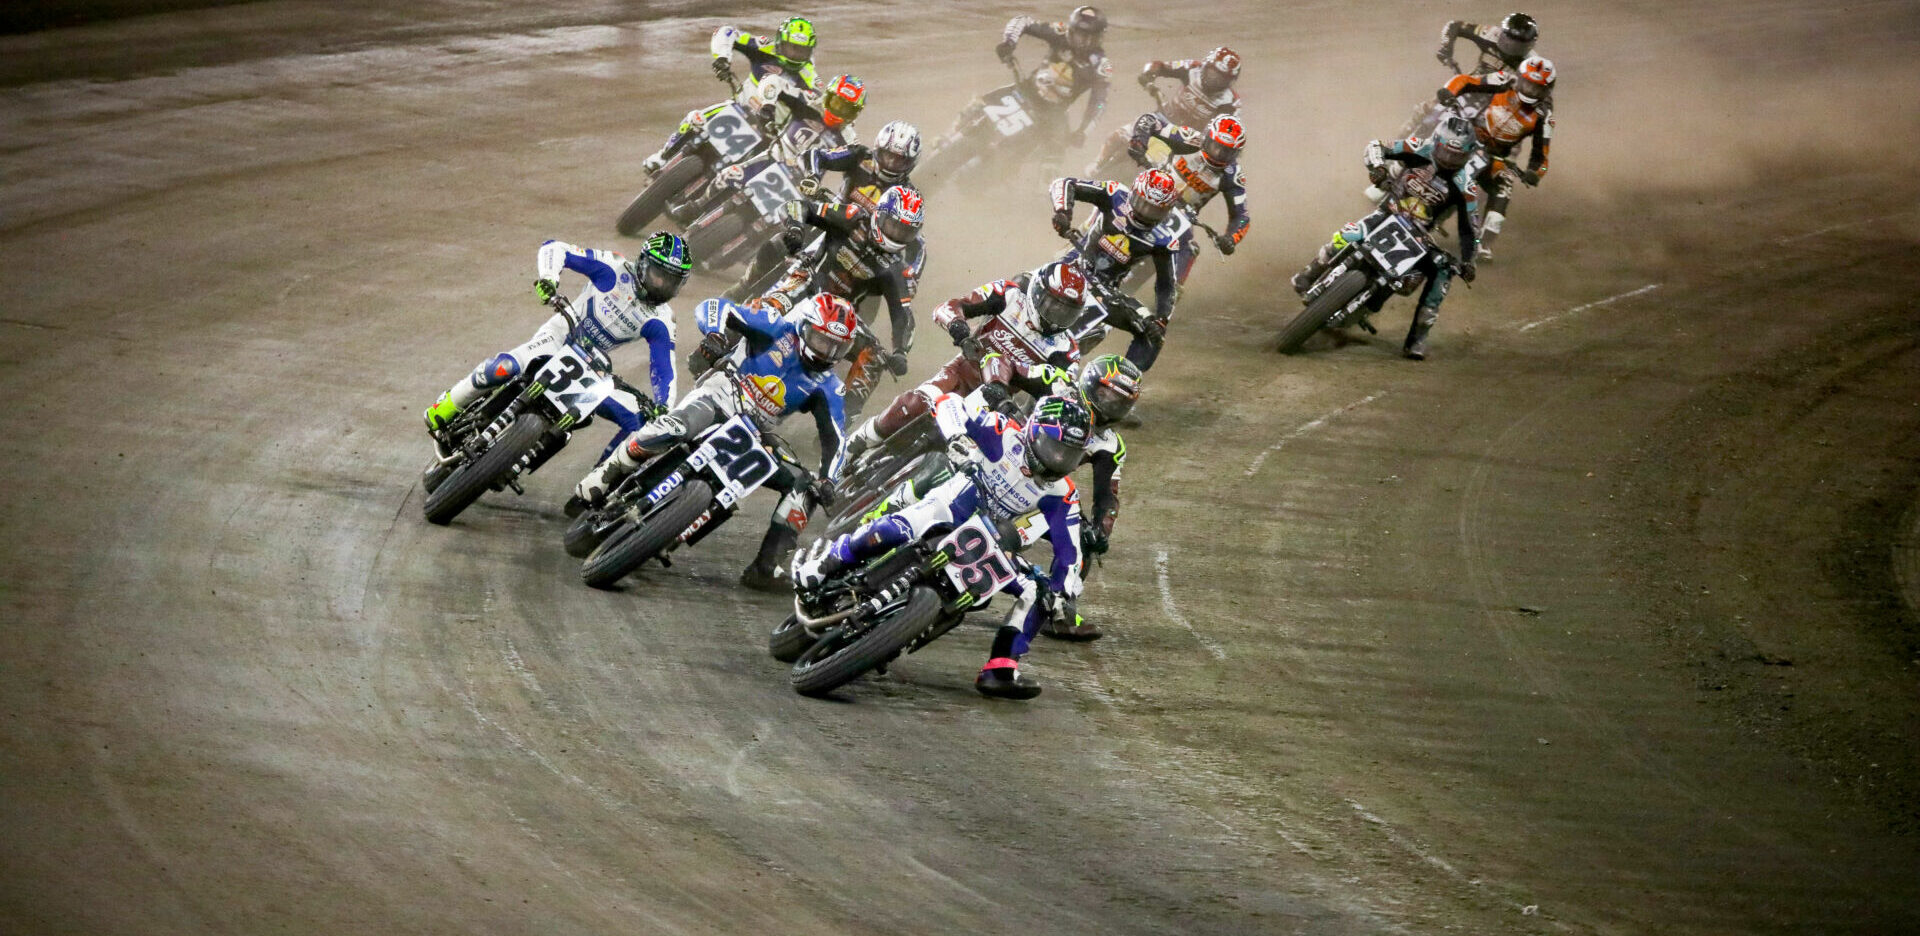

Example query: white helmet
[871,120,921,183]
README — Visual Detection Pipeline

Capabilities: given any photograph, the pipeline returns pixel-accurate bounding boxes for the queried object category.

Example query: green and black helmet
[1076,353,1142,426]
[630,231,692,303]
[774,16,817,68]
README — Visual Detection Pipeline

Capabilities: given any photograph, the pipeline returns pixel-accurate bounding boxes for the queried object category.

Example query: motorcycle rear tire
[616,154,705,237]
[1277,269,1369,354]
[580,479,714,589]
[790,585,942,696]
[422,412,550,526]
[685,210,750,272]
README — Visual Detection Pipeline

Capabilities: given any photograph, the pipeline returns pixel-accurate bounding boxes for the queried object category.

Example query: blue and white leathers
[812,393,1083,658]
[445,241,678,460]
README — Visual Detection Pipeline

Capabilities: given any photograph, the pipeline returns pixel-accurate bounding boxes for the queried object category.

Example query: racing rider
[1120,113,1250,281]
[1039,352,1139,640]
[1291,116,1485,360]
[794,393,1092,699]
[1050,167,1182,370]
[1090,46,1241,172]
[995,6,1114,146]
[570,294,859,590]
[843,259,1089,462]
[423,233,692,462]
[1436,54,1554,260]
[1437,12,1538,76]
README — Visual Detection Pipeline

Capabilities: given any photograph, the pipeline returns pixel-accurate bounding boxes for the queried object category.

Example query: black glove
[1458,260,1477,283]
[712,58,733,82]
[1136,71,1155,90]
[690,329,735,375]
[1436,87,1458,107]
[1518,169,1541,187]
[807,474,837,509]
[979,381,1011,413]
[1080,522,1109,557]
[1141,314,1168,344]
[995,41,1016,63]
[1051,209,1073,238]
[944,317,972,346]
[1368,164,1390,186]
[780,224,807,253]
[1213,232,1236,255]
[885,350,911,377]
[957,335,984,363]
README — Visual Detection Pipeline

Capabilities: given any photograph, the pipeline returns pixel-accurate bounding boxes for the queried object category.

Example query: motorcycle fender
[679,503,736,548]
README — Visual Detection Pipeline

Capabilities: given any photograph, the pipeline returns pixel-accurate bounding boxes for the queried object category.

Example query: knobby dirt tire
[580,479,713,589]
[422,412,549,526]
[768,614,817,663]
[1277,269,1369,354]
[616,155,705,237]
[790,585,942,697]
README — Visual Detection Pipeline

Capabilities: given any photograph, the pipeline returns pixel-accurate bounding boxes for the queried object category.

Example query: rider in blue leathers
[423,233,690,463]
[793,393,1091,699]
[571,293,858,589]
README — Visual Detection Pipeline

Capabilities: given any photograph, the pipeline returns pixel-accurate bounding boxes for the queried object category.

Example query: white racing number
[537,347,610,425]
[686,415,778,508]
[1365,216,1429,277]
[743,161,804,220]
[985,93,1033,137]
[937,515,1017,602]
[704,104,763,163]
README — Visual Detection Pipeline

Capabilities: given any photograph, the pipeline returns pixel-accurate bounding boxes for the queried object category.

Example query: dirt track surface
[4,2,1920,933]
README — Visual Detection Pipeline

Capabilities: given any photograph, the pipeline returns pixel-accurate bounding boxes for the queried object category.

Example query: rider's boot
[1477,211,1504,261]
[423,390,460,434]
[740,522,798,592]
[574,441,645,506]
[1040,608,1103,641]
[1403,306,1438,361]
[791,537,850,590]
[1292,256,1330,295]
[843,419,881,464]
[976,627,1042,699]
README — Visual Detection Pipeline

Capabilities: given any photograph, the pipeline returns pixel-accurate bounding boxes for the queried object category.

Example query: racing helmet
[1125,168,1180,230]
[774,16,817,68]
[1496,13,1538,62]
[871,120,921,183]
[869,185,924,254]
[1429,115,1476,173]
[1077,353,1142,426]
[1067,6,1107,51]
[1200,114,1246,168]
[1023,395,1093,481]
[820,74,866,129]
[1514,55,1555,105]
[1200,47,1241,94]
[1026,259,1090,335]
[793,293,858,370]
[629,231,692,303]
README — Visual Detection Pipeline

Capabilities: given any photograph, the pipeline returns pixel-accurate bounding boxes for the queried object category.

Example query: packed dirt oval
[4,2,1920,934]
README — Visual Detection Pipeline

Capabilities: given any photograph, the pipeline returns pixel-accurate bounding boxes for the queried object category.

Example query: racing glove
[1368,164,1391,186]
[780,225,808,253]
[1435,87,1459,107]
[1051,209,1074,239]
[689,329,737,375]
[943,317,972,346]
[1136,71,1155,90]
[711,58,734,83]
[807,474,837,509]
[945,434,980,466]
[979,381,1011,413]
[1518,169,1541,187]
[1080,522,1109,557]
[1458,261,1477,283]
[535,278,560,305]
[884,349,911,377]
[1213,232,1237,256]
[995,41,1016,63]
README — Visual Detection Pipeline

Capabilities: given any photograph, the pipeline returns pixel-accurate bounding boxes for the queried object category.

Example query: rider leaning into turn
[844,258,1089,462]
[750,185,925,410]
[795,393,1092,700]
[1292,116,1486,361]
[1050,167,1183,370]
[423,233,692,461]
[1437,11,1539,76]
[993,6,1114,146]
[571,294,860,590]
[640,17,828,175]
[1438,54,1555,260]
[1036,352,1139,641]
[1091,46,1242,172]
[1122,112,1250,279]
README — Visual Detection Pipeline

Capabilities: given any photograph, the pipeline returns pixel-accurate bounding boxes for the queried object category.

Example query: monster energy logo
[1035,400,1066,419]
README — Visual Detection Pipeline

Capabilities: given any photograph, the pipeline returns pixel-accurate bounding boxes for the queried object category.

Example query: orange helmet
[820,74,866,129]
[1514,55,1555,105]
[1200,114,1246,167]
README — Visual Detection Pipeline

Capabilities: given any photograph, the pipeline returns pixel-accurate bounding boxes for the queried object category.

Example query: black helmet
[1497,13,1538,62]
[1067,6,1107,50]
[1023,395,1092,481]
[1076,353,1141,425]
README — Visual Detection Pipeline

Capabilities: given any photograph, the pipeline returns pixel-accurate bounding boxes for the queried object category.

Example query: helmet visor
[801,323,851,365]
[1515,74,1548,103]
[1088,381,1135,422]
[875,146,914,179]
[1026,430,1084,480]
[1129,196,1171,227]
[640,261,687,301]
[777,39,814,64]
[1496,33,1535,61]
[875,212,919,250]
[824,92,862,124]
[1200,66,1232,94]
[1031,283,1083,332]
[1434,142,1469,173]
[1201,135,1236,166]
